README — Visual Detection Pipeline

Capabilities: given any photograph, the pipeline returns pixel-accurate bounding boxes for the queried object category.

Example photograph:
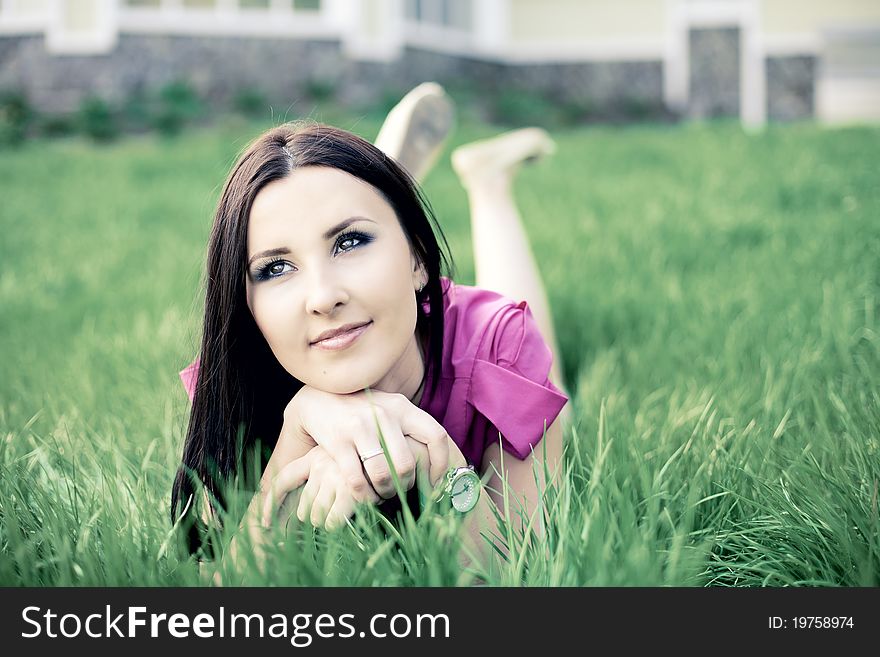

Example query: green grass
[1,111,878,586]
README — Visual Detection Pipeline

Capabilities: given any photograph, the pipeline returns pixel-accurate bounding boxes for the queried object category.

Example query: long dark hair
[170,121,454,556]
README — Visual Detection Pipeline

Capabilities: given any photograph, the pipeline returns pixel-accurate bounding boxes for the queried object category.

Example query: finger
[321,415,377,493]
[405,436,431,488]
[340,415,391,498]
[380,421,417,493]
[397,406,450,486]
[405,437,436,505]
[277,486,304,530]
[359,408,415,498]
[262,454,313,528]
[310,480,336,529]
[336,442,380,504]
[296,476,321,524]
[325,484,359,531]
[361,455,395,499]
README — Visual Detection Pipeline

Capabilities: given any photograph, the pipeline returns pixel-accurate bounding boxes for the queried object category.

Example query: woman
[172,83,570,573]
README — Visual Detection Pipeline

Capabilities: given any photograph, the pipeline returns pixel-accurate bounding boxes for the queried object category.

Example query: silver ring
[359,447,386,463]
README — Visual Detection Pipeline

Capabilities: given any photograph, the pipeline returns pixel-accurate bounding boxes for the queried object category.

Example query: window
[405,0,471,31]
[405,0,421,21]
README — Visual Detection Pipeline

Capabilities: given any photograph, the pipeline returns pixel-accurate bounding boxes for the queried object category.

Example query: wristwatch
[436,465,481,513]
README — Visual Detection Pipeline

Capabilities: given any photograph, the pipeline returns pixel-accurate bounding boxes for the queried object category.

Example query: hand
[261,445,377,531]
[261,437,438,531]
[283,386,451,500]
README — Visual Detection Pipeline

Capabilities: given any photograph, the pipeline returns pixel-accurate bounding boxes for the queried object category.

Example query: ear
[411,256,428,291]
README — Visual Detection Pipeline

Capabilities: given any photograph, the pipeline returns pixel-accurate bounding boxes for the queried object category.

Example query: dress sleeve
[179,358,200,403]
[469,300,568,460]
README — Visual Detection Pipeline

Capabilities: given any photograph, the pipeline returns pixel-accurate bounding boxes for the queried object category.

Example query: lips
[310,321,372,349]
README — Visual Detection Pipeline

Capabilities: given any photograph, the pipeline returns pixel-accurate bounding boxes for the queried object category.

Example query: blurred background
[1,0,879,141]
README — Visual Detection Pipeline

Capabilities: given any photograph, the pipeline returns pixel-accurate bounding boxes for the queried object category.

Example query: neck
[370,331,426,405]
[409,376,426,406]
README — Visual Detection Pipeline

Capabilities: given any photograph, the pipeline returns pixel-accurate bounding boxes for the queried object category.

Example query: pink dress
[180,276,568,466]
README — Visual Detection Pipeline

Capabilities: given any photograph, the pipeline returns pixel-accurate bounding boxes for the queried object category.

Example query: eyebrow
[247,216,376,269]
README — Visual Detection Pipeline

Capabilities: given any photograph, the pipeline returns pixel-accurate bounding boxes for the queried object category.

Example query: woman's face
[245,166,427,397]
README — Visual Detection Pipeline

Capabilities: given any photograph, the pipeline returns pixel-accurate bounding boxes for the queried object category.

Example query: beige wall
[363,0,383,38]
[508,0,880,43]
[509,0,665,42]
[818,77,880,124]
[762,0,880,125]
[762,0,880,35]
[62,0,99,32]
[6,0,50,14]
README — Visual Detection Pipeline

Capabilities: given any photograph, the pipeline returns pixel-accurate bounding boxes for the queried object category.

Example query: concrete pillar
[473,0,508,57]
[340,0,404,62]
[46,0,117,54]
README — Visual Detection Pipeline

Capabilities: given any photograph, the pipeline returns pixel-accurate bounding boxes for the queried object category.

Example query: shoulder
[439,279,568,460]
[438,277,542,371]
[438,278,528,351]
[439,276,517,319]
[421,278,569,463]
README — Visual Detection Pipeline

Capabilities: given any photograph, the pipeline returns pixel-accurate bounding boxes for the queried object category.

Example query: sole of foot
[451,127,556,186]
[374,82,456,181]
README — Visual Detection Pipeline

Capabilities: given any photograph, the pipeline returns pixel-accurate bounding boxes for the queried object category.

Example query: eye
[255,259,294,281]
[335,230,372,255]
[267,261,290,276]
[253,230,373,282]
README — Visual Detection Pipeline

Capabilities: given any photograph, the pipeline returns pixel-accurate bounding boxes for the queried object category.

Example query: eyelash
[253,230,373,281]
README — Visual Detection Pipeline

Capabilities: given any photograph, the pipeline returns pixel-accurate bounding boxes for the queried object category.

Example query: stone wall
[766,55,815,121]
[0,32,815,122]
[688,27,741,119]
[0,33,665,119]
[0,34,346,113]
[350,49,666,118]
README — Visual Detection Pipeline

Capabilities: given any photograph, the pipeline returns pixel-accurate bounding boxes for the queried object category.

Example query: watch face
[450,471,479,512]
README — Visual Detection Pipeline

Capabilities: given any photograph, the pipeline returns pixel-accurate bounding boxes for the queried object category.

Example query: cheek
[247,286,266,330]
[248,286,301,349]
[364,239,418,296]
[366,263,417,323]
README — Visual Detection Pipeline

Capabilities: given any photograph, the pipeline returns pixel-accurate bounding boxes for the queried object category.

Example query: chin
[325,381,368,395]
[307,370,385,396]
[285,348,399,395]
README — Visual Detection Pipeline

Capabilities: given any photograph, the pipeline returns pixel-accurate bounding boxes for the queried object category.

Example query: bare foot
[451,127,556,189]
[374,82,456,182]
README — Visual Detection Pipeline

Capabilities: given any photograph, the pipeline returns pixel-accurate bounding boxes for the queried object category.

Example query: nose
[304,266,350,316]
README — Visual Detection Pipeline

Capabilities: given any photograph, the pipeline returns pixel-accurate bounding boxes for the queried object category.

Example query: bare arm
[405,411,564,575]
[201,448,314,586]
[480,416,563,534]
[203,384,420,584]
[200,387,566,583]
[473,412,564,568]
[200,389,321,585]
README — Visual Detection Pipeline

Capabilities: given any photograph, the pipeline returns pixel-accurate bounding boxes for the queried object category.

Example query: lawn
[1,110,878,586]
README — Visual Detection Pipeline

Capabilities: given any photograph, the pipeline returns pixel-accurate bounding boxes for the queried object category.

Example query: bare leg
[451,128,569,403]
[377,93,570,415]
[373,82,455,183]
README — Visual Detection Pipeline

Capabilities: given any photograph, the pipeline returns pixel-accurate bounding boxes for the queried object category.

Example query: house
[1,0,877,125]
